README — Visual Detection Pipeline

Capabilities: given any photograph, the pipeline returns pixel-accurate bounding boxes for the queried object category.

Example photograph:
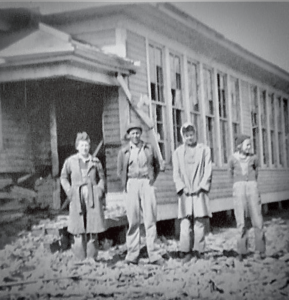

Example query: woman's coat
[172,143,212,218]
[60,154,106,235]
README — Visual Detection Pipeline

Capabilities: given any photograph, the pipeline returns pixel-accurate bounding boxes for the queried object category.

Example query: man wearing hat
[117,121,164,265]
[228,134,266,261]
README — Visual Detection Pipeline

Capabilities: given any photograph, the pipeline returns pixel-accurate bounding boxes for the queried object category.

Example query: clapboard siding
[0,83,33,173]
[105,146,122,192]
[258,169,289,193]
[154,166,289,209]
[74,29,116,48]
[126,30,149,106]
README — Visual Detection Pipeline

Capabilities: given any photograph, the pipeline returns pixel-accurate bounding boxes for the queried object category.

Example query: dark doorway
[55,78,107,205]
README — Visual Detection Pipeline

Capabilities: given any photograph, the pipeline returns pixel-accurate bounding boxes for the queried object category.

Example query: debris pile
[0,216,288,299]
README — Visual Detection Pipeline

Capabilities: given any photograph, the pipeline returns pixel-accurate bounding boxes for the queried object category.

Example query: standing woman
[60,132,106,261]
[228,134,266,261]
[172,122,212,263]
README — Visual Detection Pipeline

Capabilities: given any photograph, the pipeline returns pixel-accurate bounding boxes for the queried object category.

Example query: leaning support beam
[93,139,104,158]
[117,74,165,170]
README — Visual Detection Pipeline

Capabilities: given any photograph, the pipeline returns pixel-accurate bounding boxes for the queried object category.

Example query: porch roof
[0,22,138,85]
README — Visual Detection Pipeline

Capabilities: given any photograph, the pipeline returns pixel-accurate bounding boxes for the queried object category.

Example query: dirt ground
[0,201,289,300]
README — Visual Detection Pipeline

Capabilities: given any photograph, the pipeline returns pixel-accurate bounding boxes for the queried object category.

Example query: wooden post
[262,203,268,215]
[174,218,180,239]
[278,201,283,210]
[50,97,60,209]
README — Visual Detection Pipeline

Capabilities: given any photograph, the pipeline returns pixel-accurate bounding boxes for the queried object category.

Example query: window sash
[217,73,227,119]
[187,61,199,112]
[271,130,275,166]
[206,116,215,163]
[172,108,183,148]
[231,77,240,123]
[190,112,201,141]
[220,119,228,164]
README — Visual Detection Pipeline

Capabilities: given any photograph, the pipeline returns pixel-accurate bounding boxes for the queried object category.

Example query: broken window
[269,93,276,166]
[260,90,268,166]
[277,97,283,166]
[187,60,200,141]
[149,44,166,159]
[284,98,289,167]
[203,67,215,163]
[230,77,240,150]
[251,86,259,158]
[170,53,183,149]
[217,72,228,164]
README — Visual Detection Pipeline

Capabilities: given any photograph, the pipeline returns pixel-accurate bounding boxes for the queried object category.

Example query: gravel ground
[0,206,288,300]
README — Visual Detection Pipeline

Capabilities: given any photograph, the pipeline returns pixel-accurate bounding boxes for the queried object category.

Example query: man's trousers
[124,178,161,263]
[233,181,266,255]
[179,216,207,254]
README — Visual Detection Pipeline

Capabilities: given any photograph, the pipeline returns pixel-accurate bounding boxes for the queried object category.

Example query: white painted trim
[0,62,120,86]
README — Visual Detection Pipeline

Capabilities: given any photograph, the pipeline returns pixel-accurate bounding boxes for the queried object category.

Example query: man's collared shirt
[127,141,148,178]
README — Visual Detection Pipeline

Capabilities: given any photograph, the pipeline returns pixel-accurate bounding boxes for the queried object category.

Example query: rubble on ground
[0,217,288,299]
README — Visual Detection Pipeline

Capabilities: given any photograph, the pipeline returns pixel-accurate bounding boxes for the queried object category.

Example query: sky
[1,1,289,73]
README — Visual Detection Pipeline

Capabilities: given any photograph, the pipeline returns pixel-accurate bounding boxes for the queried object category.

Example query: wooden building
[0,3,288,221]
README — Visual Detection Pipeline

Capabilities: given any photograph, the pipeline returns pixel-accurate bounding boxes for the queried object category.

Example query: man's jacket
[117,142,160,191]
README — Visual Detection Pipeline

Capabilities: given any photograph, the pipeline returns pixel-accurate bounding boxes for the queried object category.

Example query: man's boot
[72,234,87,261]
[87,233,98,259]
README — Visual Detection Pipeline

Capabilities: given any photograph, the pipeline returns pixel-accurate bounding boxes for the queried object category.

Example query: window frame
[147,42,169,161]
[169,51,185,150]
[229,76,241,152]
[187,59,202,142]
[217,71,229,165]
[203,65,217,164]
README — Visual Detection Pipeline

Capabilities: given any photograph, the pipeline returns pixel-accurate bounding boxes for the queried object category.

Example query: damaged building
[0,3,288,222]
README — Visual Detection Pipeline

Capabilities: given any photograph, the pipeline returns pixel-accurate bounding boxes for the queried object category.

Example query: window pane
[220,120,228,164]
[172,108,183,149]
[271,130,275,165]
[231,78,240,123]
[284,99,289,166]
[149,44,167,160]
[188,61,199,112]
[203,68,213,115]
[233,122,240,150]
[206,116,215,163]
[252,127,259,156]
[191,113,200,141]
[262,128,268,165]
[251,86,259,157]
[278,132,283,166]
